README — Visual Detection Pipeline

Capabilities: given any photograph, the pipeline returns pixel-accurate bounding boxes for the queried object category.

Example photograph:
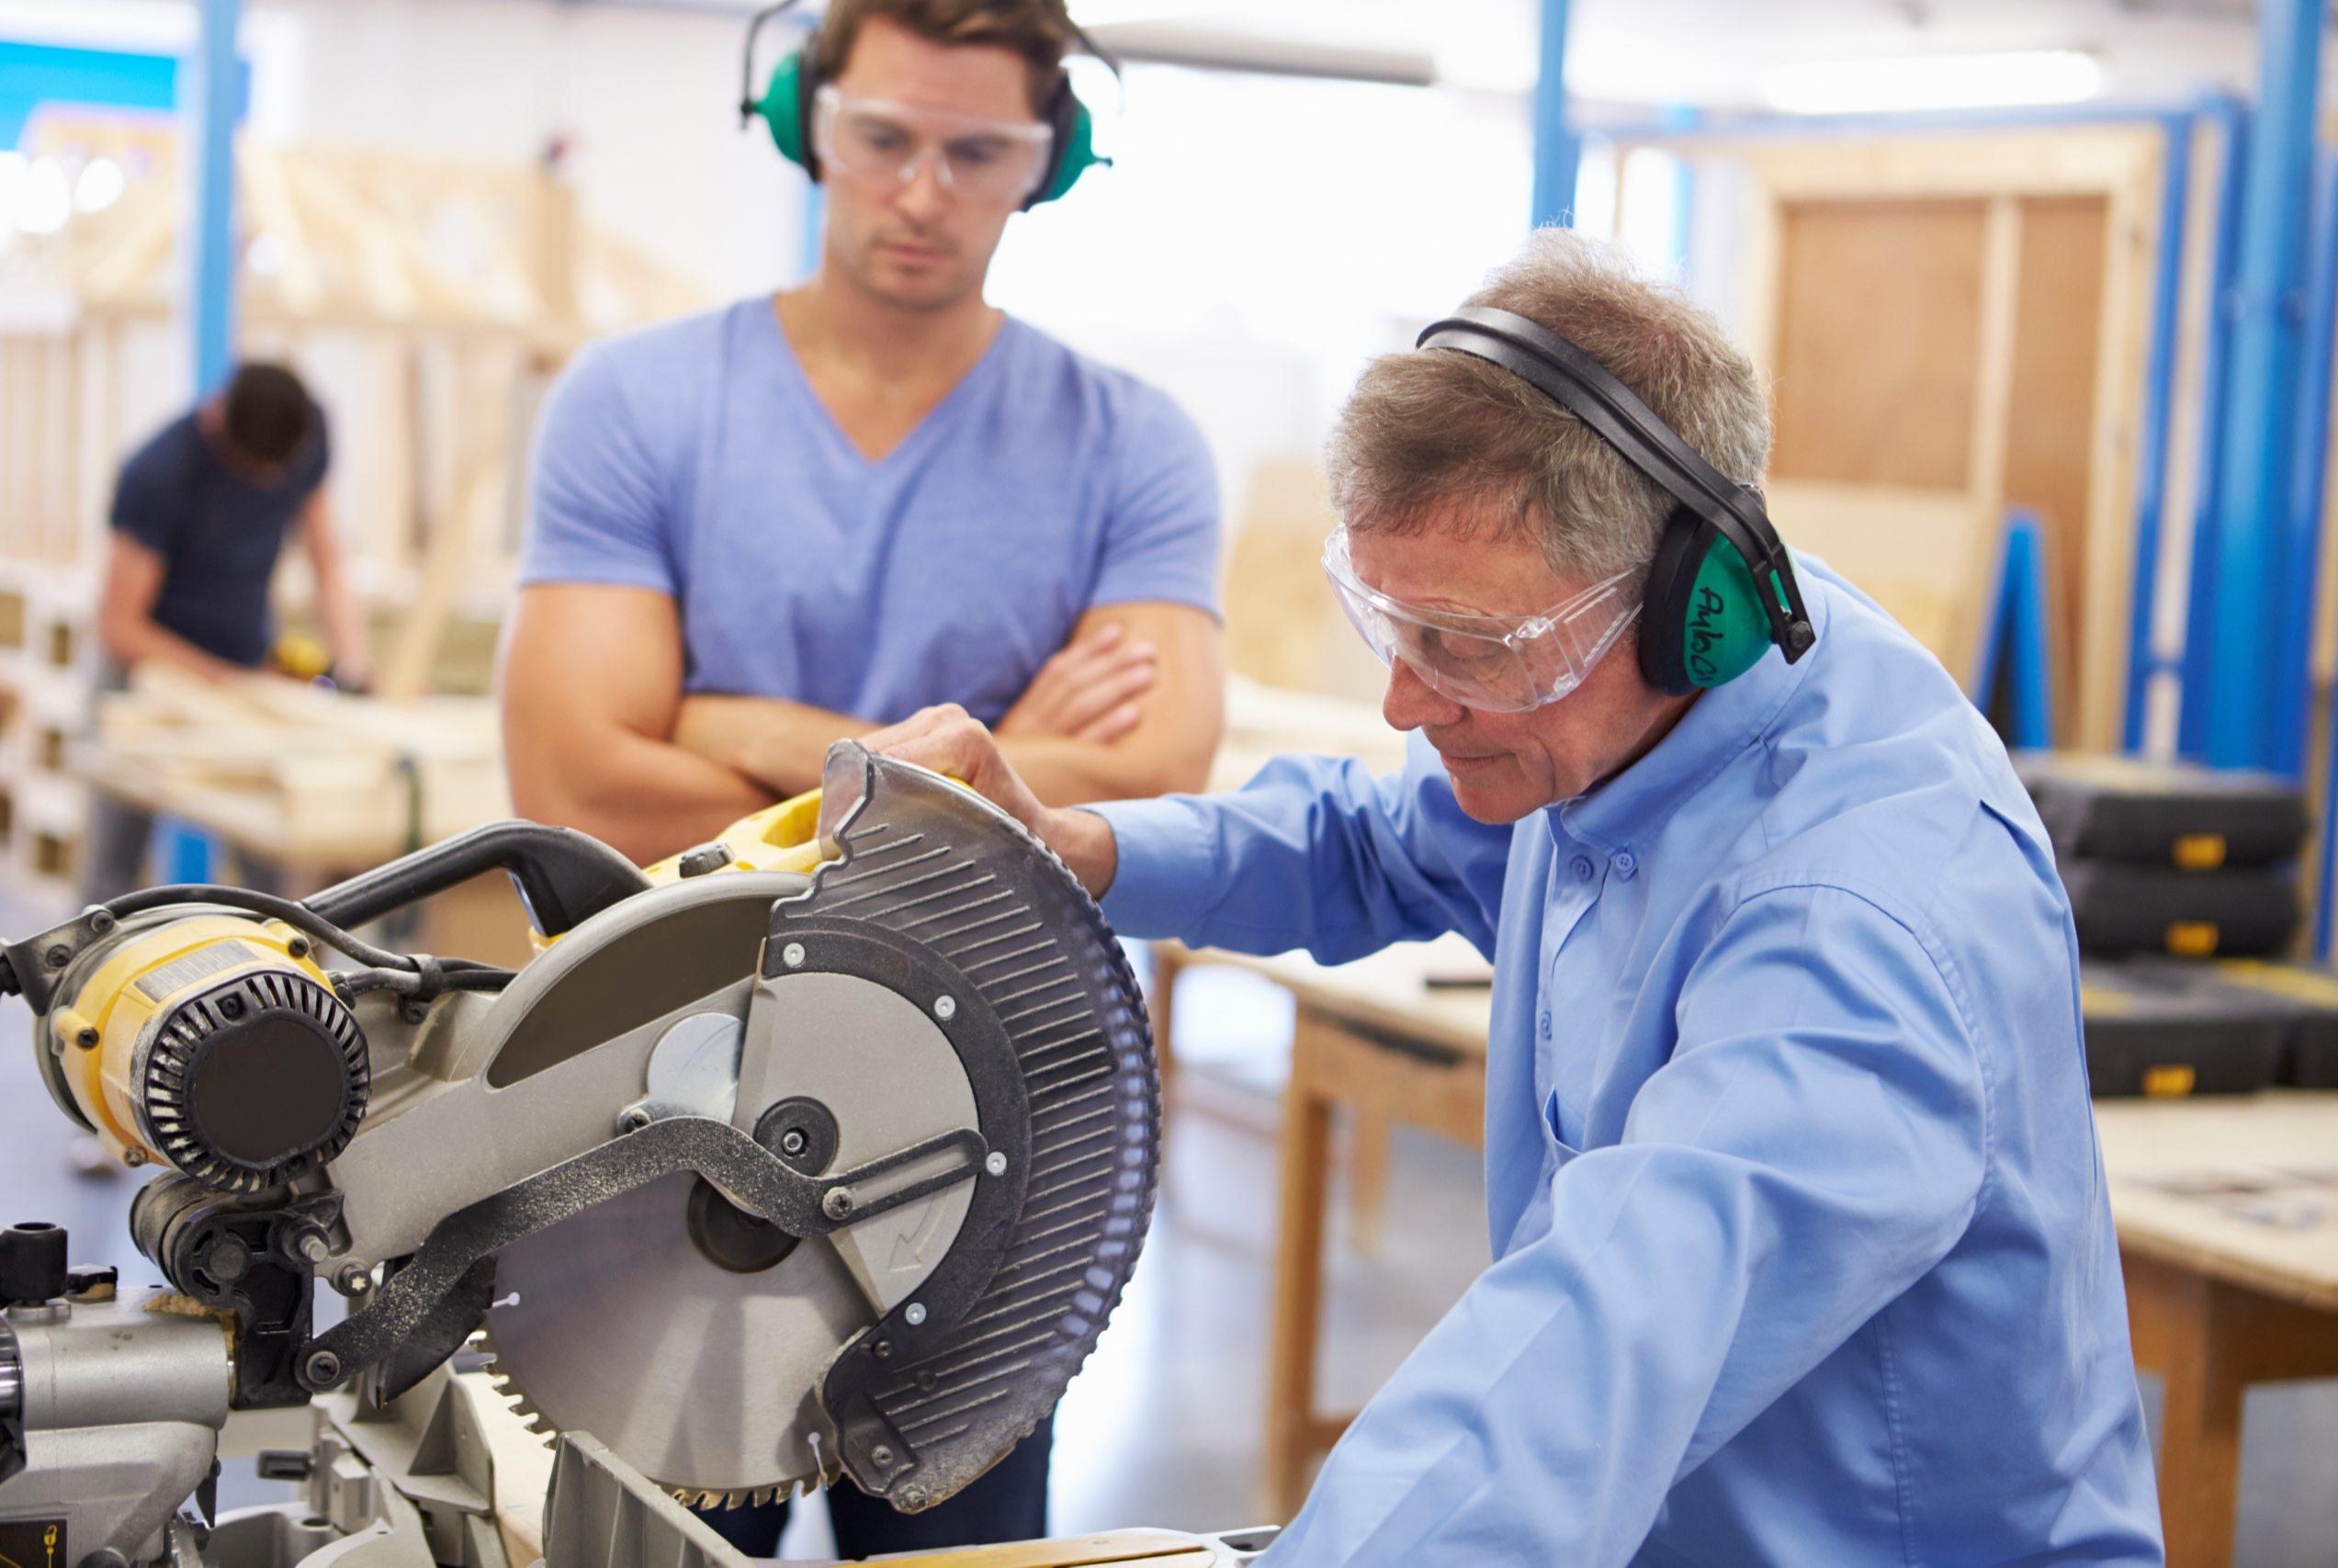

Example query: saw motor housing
[40,915,367,1191]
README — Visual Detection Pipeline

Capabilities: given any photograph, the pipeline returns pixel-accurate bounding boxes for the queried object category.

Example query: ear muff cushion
[756,51,816,173]
[1639,516,1777,694]
[1029,93,1099,206]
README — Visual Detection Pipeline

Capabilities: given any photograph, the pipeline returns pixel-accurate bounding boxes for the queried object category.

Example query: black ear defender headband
[1415,306,1816,696]
[739,0,1118,210]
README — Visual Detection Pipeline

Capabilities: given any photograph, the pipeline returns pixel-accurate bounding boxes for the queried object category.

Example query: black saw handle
[306,821,649,939]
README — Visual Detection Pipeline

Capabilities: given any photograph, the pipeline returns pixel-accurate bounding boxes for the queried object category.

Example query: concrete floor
[3,887,2336,1562]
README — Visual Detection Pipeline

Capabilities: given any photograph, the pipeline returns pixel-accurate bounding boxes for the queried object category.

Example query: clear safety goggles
[1320,528,1641,713]
[812,85,1056,205]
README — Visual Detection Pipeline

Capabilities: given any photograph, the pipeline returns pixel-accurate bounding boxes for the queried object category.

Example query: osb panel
[1769,198,1990,491]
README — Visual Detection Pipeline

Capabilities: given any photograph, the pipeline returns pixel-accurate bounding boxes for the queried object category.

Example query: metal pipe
[2274,151,2338,784]
[186,0,241,396]
[1530,0,1576,228]
[2176,97,2252,759]
[2122,112,2195,753]
[2194,0,2323,769]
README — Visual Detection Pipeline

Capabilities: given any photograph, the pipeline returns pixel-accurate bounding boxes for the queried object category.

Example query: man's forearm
[101,618,242,683]
[510,727,774,865]
[675,694,875,798]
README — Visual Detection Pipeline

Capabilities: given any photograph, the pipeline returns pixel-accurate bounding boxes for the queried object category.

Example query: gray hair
[1324,227,1771,590]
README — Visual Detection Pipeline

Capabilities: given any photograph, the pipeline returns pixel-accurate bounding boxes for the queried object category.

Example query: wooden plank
[1264,1008,1338,1522]
[1723,126,2166,202]
[2005,194,2109,736]
[1764,480,1991,671]
[2128,1254,2246,1568]
[2076,157,2161,750]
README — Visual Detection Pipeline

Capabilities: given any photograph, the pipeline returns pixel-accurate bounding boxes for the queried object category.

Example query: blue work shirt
[1097,561,2163,1565]
[519,299,1220,724]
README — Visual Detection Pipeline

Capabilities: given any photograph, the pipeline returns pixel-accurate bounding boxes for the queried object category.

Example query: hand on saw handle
[847,704,1123,897]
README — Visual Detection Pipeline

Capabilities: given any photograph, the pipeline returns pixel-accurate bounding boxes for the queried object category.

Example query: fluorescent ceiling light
[1761,50,2105,115]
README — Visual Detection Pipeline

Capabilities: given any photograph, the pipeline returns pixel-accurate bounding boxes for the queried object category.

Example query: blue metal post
[1530,0,1576,229]
[2275,152,2338,784]
[186,0,240,395]
[1662,103,1698,277]
[2195,0,2322,770]
[2176,98,2250,760]
[2122,113,2195,753]
[1971,511,2058,751]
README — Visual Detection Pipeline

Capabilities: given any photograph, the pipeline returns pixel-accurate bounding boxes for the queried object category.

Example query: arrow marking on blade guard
[887,1200,947,1273]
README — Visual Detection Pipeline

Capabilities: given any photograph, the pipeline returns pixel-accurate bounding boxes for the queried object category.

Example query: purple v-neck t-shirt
[518,298,1221,727]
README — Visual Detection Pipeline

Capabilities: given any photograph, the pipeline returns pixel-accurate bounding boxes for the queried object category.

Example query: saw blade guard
[788,742,1163,1510]
[482,742,1162,1510]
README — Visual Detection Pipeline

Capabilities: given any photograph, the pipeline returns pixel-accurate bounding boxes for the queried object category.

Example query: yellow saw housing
[48,916,367,1190]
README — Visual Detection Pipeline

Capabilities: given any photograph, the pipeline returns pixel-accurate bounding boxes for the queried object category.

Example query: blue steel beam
[2275,152,2338,784]
[2195,0,2322,770]
[2121,113,2194,753]
[186,0,241,396]
[2176,98,2252,760]
[1530,0,1576,228]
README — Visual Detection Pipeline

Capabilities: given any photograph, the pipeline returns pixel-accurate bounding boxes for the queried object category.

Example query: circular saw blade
[482,1170,866,1505]
[481,968,982,1506]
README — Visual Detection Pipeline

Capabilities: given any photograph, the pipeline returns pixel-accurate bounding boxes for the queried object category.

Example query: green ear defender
[740,0,1114,210]
[1414,306,1816,698]
[1640,520,1785,694]
[751,49,813,169]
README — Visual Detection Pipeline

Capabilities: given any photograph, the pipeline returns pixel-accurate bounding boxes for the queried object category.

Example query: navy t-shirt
[108,412,329,668]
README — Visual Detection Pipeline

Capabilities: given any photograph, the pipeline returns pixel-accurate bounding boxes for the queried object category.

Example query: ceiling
[597,0,2286,110]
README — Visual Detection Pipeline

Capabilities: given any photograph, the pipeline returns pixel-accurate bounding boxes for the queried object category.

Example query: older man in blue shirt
[864,228,2164,1564]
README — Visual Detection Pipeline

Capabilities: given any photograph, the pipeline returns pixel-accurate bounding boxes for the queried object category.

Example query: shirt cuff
[1089,796,1215,941]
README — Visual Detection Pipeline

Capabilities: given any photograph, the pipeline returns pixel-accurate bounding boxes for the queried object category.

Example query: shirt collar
[1556,581,1831,857]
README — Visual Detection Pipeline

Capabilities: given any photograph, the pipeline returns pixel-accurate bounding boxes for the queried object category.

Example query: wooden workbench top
[2092,1091,2338,1314]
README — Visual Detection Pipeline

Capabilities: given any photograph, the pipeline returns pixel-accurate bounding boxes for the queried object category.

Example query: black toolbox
[2202,958,2338,1088]
[2017,752,2308,869]
[2060,861,2299,958]
[2081,960,2288,1098]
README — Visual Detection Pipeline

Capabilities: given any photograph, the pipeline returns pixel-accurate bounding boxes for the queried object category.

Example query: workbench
[79,670,531,964]
[1154,939,2338,1560]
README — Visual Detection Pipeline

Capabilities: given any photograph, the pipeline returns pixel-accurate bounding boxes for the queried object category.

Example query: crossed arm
[497,582,1225,864]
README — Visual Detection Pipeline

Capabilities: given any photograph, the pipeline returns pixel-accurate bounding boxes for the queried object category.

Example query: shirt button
[1614,850,1638,879]
[1538,1010,1553,1038]
[1571,856,1595,882]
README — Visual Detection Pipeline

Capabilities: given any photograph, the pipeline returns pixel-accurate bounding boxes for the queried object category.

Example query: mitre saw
[0,742,1273,1567]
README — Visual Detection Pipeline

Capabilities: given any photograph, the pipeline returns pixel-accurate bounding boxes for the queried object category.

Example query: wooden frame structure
[0,118,704,900]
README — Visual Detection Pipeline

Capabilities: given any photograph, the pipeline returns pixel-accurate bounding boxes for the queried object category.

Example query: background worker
[85,360,370,901]
[499,0,1225,869]
[496,0,1224,1552]
[857,230,2164,1565]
